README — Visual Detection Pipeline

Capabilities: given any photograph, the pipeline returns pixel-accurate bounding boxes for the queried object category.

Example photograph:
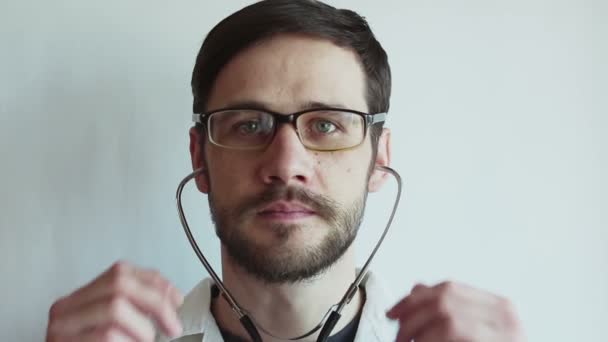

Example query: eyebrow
[220,100,349,113]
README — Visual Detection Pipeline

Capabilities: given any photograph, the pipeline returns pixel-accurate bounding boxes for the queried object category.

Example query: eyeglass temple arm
[367,112,387,125]
[192,114,203,124]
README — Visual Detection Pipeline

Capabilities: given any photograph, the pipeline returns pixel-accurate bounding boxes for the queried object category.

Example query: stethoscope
[175,165,402,342]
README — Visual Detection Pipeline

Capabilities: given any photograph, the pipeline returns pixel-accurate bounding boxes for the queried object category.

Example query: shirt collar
[162,270,398,342]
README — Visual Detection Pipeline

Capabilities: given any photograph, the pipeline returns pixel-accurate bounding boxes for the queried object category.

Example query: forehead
[206,34,368,113]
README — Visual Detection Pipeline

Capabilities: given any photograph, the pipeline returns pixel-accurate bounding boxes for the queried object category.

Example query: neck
[212,246,363,342]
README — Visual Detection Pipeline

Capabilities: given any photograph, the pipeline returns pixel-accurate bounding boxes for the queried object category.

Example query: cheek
[206,151,250,196]
[315,153,370,201]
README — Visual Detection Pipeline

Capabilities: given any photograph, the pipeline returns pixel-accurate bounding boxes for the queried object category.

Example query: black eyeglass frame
[192,107,387,152]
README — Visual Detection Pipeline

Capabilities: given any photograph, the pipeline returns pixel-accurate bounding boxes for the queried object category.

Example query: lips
[258,201,316,215]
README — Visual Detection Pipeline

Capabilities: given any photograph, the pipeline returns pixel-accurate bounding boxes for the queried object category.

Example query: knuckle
[107,265,137,294]
[149,269,168,288]
[410,283,426,293]
[163,284,176,303]
[154,278,173,302]
[432,296,451,317]
[149,269,162,280]
[498,296,515,313]
[48,298,65,320]
[108,273,130,294]
[109,260,130,277]
[498,297,521,328]
[438,281,457,295]
[107,295,128,317]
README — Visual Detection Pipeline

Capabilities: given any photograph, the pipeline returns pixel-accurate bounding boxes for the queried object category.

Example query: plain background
[1,0,606,340]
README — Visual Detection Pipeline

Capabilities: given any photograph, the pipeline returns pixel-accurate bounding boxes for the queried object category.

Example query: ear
[189,126,210,194]
[368,128,391,193]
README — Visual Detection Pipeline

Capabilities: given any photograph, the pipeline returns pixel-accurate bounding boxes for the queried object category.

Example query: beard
[208,184,367,284]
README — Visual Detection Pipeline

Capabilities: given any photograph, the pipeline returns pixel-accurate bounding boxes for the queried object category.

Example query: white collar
[159,270,398,342]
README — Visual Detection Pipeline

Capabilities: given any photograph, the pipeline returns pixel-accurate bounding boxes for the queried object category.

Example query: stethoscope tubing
[176,166,402,342]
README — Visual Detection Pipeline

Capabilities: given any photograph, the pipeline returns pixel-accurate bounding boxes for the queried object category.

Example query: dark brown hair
[191,0,391,149]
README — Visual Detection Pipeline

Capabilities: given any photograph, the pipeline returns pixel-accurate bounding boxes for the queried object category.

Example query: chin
[254,222,327,246]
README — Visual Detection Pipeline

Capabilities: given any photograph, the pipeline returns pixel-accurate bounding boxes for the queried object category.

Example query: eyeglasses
[192,107,386,151]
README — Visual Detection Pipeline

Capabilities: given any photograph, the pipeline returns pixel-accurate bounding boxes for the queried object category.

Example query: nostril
[264,175,287,186]
[262,172,309,186]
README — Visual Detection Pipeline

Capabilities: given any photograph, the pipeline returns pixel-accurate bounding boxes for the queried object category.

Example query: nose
[257,123,314,186]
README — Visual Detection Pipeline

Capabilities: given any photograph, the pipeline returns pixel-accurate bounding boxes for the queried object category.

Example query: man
[46,1,527,341]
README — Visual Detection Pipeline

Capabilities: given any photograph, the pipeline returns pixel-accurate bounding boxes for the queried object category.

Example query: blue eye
[314,120,337,134]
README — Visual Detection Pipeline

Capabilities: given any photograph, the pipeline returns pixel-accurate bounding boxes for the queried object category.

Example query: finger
[431,281,508,326]
[135,268,184,309]
[412,316,468,342]
[431,281,500,307]
[48,295,158,341]
[399,282,515,342]
[106,274,182,337]
[79,325,134,342]
[56,262,182,315]
[395,325,409,342]
[391,282,465,340]
[410,302,522,342]
[395,291,456,341]
[386,283,432,319]
[50,261,135,315]
[395,323,417,342]
[54,262,182,336]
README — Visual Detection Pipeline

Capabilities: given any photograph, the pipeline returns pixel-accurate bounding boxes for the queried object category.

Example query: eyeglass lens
[208,110,365,150]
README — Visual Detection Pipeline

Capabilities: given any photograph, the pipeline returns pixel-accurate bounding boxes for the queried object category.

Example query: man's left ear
[368,128,391,193]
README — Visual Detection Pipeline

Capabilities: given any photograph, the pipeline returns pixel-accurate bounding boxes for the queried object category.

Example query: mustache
[234,185,340,222]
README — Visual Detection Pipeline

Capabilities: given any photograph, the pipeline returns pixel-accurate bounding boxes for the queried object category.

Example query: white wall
[1,0,606,341]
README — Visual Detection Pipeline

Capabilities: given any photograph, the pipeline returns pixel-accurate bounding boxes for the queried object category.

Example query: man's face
[190,34,389,284]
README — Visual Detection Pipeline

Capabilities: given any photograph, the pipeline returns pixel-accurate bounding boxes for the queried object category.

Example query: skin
[45,33,526,342]
[189,34,390,341]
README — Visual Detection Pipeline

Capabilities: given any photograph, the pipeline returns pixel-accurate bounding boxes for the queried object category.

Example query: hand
[46,261,183,342]
[386,281,526,342]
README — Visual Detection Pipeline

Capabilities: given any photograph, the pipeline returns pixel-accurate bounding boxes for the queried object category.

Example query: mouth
[257,201,316,220]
